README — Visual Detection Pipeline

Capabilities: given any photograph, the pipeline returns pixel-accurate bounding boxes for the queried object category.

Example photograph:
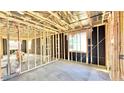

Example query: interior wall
[0,26,57,80]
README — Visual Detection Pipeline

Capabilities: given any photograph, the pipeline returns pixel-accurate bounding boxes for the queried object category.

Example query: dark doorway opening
[92,25,105,66]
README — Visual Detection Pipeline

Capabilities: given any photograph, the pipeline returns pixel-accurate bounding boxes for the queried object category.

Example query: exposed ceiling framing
[0,11,105,34]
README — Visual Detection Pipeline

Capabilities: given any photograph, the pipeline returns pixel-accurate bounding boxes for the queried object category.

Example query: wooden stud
[27,26,30,70]
[0,36,2,80]
[81,32,83,63]
[80,31,82,62]
[43,31,45,63]
[71,34,73,61]
[17,24,22,73]
[53,35,54,60]
[97,26,99,66]
[86,31,88,64]
[105,21,109,71]
[46,31,48,62]
[119,12,124,80]
[0,56,1,80]
[48,32,51,62]
[90,29,93,64]
[49,33,51,61]
[61,33,63,59]
[40,32,43,64]
[56,34,58,59]
[34,28,37,67]
[58,33,60,59]
[55,34,57,60]
[76,32,77,62]
[63,33,65,60]
[67,34,70,61]
[6,20,11,75]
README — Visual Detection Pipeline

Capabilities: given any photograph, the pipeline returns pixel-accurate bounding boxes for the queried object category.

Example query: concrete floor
[8,61,111,81]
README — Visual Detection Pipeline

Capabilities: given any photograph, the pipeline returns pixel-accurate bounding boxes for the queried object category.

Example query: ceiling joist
[26,11,67,31]
[0,12,57,33]
[48,11,73,29]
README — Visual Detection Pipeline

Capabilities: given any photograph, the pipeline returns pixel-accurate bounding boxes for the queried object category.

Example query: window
[9,40,21,50]
[68,32,87,53]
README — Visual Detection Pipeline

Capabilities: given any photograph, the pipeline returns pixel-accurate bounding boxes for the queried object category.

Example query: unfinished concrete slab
[8,61,110,81]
